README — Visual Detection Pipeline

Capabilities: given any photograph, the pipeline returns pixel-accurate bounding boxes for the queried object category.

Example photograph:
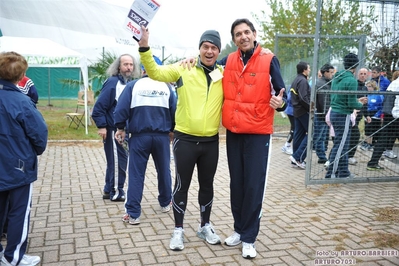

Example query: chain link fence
[273,0,399,185]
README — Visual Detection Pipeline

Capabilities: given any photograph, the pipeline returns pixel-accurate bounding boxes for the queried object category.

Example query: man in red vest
[220,18,286,259]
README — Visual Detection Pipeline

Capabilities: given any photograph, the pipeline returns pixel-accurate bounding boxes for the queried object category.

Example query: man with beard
[92,54,141,201]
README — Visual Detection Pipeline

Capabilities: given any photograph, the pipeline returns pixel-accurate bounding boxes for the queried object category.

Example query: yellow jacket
[140,50,223,137]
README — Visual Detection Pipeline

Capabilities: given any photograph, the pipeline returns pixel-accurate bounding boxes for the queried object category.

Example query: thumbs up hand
[270,88,286,110]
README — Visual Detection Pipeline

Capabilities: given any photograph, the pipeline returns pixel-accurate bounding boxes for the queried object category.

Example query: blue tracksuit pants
[124,134,172,219]
[226,130,271,243]
[325,111,352,178]
[0,183,33,265]
[103,128,128,200]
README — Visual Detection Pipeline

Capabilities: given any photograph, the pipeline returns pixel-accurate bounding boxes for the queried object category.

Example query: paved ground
[2,138,399,266]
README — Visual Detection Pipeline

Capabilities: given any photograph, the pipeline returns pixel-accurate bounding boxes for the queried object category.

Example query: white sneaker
[196,223,221,245]
[161,204,171,213]
[348,157,357,165]
[384,150,397,159]
[121,214,140,225]
[169,228,184,251]
[1,254,41,266]
[281,145,293,155]
[242,242,256,259]
[289,156,305,169]
[225,231,241,246]
[324,160,330,169]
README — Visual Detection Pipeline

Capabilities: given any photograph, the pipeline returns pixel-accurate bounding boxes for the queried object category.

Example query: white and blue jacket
[92,75,128,130]
[114,76,176,135]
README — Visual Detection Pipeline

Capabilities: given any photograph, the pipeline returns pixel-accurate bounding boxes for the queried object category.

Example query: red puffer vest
[222,46,275,134]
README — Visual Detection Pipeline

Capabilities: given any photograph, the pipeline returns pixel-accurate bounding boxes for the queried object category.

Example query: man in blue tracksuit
[92,54,141,201]
[114,62,176,225]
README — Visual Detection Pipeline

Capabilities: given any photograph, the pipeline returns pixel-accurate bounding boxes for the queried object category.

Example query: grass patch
[362,232,399,248]
[38,99,99,141]
[332,233,350,242]
[373,207,399,223]
[305,202,319,208]
[310,216,321,222]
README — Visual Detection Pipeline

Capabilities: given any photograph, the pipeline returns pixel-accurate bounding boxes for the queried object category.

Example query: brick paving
[3,138,399,265]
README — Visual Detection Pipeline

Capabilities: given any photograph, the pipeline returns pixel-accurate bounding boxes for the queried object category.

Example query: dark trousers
[314,115,328,160]
[171,138,219,228]
[326,111,352,178]
[384,115,399,150]
[348,122,360,158]
[368,115,398,166]
[103,128,128,199]
[286,114,295,143]
[293,113,309,162]
[125,134,172,219]
[1,197,8,236]
[0,183,33,265]
[226,130,270,243]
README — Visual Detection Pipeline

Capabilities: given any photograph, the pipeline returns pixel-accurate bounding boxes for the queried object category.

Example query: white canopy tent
[0,0,202,135]
[0,0,196,61]
[0,36,90,134]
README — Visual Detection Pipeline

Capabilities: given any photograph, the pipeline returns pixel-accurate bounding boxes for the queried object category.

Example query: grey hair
[106,54,141,80]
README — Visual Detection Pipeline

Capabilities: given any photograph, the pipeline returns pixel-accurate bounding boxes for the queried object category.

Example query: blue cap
[141,55,162,72]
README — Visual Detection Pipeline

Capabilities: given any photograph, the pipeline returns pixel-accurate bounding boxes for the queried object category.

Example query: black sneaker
[367,165,384,171]
[318,158,327,164]
[102,192,110,199]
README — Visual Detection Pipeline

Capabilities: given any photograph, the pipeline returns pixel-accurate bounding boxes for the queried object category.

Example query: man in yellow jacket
[138,26,223,251]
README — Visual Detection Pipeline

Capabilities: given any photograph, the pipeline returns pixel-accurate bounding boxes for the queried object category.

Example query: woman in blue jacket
[0,51,48,266]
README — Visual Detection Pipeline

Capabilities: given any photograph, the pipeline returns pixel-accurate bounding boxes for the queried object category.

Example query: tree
[218,41,237,60]
[60,51,118,97]
[367,3,399,80]
[254,0,374,68]
[90,51,118,96]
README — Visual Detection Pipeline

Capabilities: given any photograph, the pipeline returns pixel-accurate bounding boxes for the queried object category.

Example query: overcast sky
[104,0,268,58]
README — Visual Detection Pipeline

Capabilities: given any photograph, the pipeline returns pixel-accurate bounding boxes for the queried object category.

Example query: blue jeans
[292,113,309,163]
[314,115,328,160]
[325,111,352,178]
